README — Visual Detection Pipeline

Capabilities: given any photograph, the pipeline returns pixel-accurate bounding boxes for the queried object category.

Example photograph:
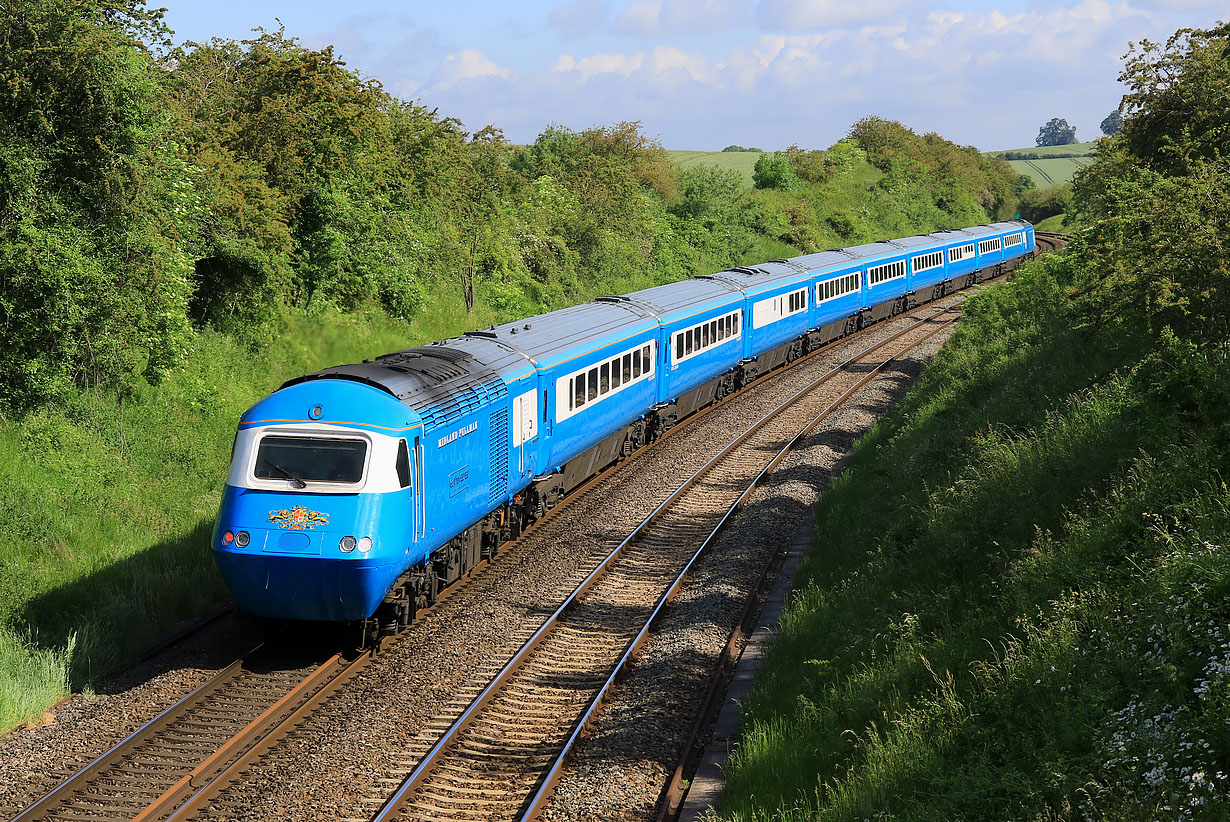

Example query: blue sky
[161,1,1226,151]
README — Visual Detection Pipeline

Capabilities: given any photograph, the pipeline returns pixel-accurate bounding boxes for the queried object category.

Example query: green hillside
[720,23,1230,821]
[667,149,762,186]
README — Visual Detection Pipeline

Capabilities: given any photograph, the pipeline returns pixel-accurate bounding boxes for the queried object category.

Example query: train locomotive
[213,220,1035,632]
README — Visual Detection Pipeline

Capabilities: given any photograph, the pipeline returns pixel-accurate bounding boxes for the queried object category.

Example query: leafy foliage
[752,152,798,190]
[1017,183,1071,224]
[0,0,193,410]
[849,116,1029,224]
[1070,23,1230,355]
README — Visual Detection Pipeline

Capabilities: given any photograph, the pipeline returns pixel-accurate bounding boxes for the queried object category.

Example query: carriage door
[512,389,538,477]
[412,435,425,543]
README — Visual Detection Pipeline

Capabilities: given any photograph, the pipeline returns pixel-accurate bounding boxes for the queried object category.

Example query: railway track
[9,632,362,822]
[1034,231,1073,254]
[3,305,960,822]
[369,305,962,821]
[9,250,1058,822]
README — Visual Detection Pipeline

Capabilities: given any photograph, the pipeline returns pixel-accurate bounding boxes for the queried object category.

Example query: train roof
[448,300,659,373]
[282,344,509,431]
[620,277,743,322]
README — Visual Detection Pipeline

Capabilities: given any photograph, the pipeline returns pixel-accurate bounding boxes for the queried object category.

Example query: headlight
[340,536,357,553]
[358,536,372,552]
[235,531,250,548]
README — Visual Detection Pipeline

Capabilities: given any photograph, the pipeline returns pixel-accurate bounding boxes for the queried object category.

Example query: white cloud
[614,1,663,34]
[432,49,514,89]
[613,0,749,35]
[553,51,645,80]
[757,0,918,30]
[552,46,711,83]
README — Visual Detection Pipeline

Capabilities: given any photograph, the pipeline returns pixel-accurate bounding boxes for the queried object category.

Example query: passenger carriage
[213,219,1037,630]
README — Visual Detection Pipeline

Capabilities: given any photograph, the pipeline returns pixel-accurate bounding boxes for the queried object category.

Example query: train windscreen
[254,436,367,485]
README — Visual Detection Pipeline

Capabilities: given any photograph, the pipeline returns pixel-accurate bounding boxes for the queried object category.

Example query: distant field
[988,140,1099,158]
[1006,156,1093,187]
[988,141,1098,188]
[667,149,761,186]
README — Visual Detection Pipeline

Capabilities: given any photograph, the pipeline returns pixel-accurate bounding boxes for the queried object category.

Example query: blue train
[213,220,1035,631]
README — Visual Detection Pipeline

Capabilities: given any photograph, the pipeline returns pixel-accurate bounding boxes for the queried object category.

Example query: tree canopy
[1036,117,1078,146]
[0,0,1030,415]
[1069,23,1230,354]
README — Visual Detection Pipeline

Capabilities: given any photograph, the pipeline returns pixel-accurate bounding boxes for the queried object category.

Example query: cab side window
[396,439,412,488]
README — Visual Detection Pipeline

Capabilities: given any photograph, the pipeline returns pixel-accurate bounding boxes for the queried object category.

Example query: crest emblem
[268,506,329,530]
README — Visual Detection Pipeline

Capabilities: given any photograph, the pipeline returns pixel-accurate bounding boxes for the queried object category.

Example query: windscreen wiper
[270,462,308,489]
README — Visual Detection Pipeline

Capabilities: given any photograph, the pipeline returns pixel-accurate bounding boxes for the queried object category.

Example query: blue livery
[213,220,1035,625]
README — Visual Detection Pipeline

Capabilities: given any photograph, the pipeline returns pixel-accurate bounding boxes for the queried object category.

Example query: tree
[0,0,193,409]
[1117,24,1230,175]
[1100,110,1123,136]
[1036,118,1078,146]
[752,152,797,190]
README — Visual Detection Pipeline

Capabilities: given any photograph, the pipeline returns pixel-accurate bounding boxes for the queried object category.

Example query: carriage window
[611,358,622,388]
[733,313,740,334]
[587,369,598,401]
[685,330,693,355]
[641,345,651,374]
[633,351,641,377]
[675,335,684,361]
[574,377,585,408]
[623,354,632,381]
[600,363,610,394]
[702,323,710,347]
[710,320,718,342]
[255,436,367,484]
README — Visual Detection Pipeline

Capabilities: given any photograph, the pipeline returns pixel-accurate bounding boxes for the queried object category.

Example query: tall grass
[720,258,1230,819]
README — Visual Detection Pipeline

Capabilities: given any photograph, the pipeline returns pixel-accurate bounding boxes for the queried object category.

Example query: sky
[160,1,1226,152]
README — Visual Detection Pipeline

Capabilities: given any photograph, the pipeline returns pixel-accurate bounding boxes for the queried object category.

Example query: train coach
[213,220,1035,633]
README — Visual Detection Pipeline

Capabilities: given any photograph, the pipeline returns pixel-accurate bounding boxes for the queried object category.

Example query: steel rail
[521,311,962,821]
[7,633,371,822]
[371,304,964,822]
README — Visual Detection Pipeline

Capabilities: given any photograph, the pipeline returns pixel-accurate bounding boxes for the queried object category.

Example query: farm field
[667,149,762,186]
[988,140,1099,157]
[1005,156,1091,186]
[988,140,1098,187]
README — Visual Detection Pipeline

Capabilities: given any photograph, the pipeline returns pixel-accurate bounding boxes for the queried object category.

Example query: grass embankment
[720,256,1230,819]
[1034,213,1067,232]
